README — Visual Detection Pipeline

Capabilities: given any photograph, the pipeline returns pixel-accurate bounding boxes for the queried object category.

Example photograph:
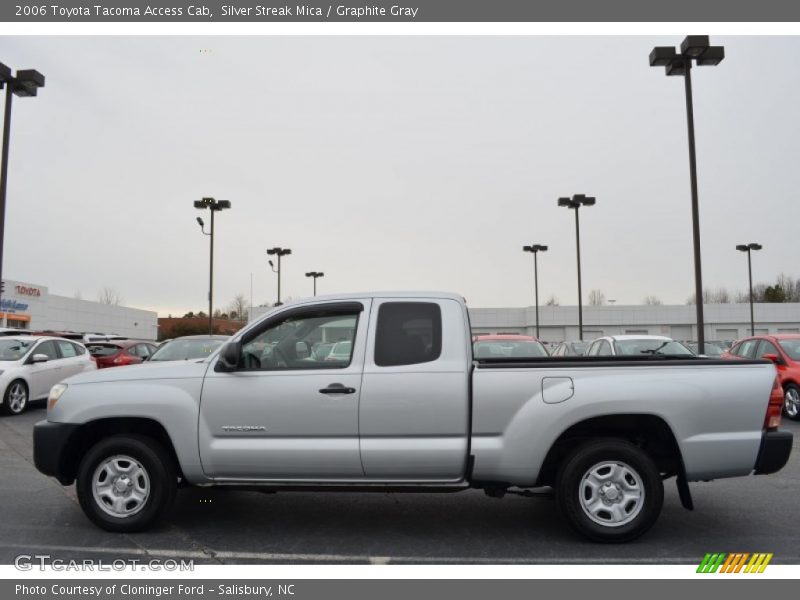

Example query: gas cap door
[542,376,574,404]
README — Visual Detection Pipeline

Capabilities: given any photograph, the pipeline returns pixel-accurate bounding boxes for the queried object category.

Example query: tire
[783,384,800,421]
[76,435,177,532]
[1,380,29,416]
[555,439,664,543]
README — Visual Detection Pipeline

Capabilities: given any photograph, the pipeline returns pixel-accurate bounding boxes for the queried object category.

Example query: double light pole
[522,245,547,339]
[267,247,291,306]
[0,63,45,301]
[649,35,724,355]
[558,194,595,341]
[305,271,324,296]
[736,243,762,336]
[194,198,231,334]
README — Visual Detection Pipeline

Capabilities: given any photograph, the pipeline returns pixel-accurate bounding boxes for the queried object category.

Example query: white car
[0,336,96,416]
[585,335,694,357]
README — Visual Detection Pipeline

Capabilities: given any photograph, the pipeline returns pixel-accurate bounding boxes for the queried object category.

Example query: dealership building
[0,279,158,340]
[251,299,800,343]
[469,302,800,343]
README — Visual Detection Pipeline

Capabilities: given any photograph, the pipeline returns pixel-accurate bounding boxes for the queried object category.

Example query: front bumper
[33,420,80,485]
[754,429,793,475]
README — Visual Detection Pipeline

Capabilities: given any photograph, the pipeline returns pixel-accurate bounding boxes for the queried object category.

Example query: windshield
[149,338,225,361]
[330,341,352,355]
[0,339,35,361]
[86,343,123,357]
[570,342,590,355]
[473,340,549,359]
[778,339,800,361]
[614,339,693,356]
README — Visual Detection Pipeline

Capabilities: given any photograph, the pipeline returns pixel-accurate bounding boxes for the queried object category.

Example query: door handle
[319,383,356,395]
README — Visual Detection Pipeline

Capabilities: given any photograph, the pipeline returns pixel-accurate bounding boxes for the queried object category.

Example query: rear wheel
[1,380,28,416]
[555,439,663,543]
[783,384,800,421]
[76,435,176,532]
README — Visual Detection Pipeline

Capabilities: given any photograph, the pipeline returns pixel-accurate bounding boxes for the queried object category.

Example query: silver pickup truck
[33,292,793,542]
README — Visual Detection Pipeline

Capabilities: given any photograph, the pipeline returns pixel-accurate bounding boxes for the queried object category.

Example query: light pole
[558,194,595,341]
[522,244,548,339]
[736,243,762,336]
[305,271,324,296]
[0,64,45,301]
[650,35,724,354]
[267,247,291,305]
[194,197,231,334]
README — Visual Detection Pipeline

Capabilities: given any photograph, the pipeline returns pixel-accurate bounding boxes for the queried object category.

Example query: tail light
[112,353,135,366]
[765,376,783,430]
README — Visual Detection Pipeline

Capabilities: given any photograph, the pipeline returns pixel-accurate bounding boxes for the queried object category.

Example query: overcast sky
[0,35,798,316]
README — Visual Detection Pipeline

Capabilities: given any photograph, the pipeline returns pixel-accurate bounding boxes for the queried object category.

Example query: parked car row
[0,334,229,416]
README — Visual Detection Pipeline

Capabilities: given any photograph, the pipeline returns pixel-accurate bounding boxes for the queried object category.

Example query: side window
[34,341,59,360]
[597,340,614,357]
[587,342,599,356]
[757,340,779,358]
[73,343,86,355]
[241,307,360,370]
[56,341,78,358]
[374,302,442,367]
[738,340,758,358]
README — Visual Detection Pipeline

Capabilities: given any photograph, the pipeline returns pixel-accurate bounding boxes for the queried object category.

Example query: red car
[723,334,800,420]
[85,340,159,368]
[472,334,549,359]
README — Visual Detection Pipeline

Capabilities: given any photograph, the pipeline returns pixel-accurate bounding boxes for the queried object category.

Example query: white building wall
[1,279,158,340]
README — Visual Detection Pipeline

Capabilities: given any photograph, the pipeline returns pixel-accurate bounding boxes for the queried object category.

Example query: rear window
[86,343,123,357]
[374,302,442,367]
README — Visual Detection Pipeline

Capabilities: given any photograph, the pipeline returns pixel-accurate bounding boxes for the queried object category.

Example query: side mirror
[762,353,786,366]
[30,353,49,364]
[215,341,241,372]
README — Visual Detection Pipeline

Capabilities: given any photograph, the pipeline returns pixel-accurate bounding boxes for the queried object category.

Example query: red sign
[15,285,41,297]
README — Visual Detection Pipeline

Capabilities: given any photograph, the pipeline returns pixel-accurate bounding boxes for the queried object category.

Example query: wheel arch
[58,417,182,484]
[535,413,684,487]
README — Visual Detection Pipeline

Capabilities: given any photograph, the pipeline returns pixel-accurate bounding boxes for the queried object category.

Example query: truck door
[359,298,470,481]
[199,300,370,480]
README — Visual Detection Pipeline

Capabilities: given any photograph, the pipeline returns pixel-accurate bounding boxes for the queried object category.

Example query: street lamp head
[680,35,710,58]
[268,260,274,268]
[665,59,688,77]
[13,69,45,97]
[267,248,279,255]
[580,196,596,207]
[214,199,231,210]
[0,63,11,86]
[557,197,576,208]
[735,244,749,252]
[696,46,724,66]
[196,217,204,227]
[649,46,677,67]
[538,245,549,252]
[749,243,763,251]
[194,199,209,209]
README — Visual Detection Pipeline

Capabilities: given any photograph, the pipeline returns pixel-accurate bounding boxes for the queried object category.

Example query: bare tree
[97,287,123,306]
[544,295,560,307]
[588,289,606,306]
[642,295,663,306]
[228,293,250,321]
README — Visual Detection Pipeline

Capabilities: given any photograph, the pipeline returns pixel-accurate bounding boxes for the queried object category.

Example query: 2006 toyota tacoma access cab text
[33,292,793,542]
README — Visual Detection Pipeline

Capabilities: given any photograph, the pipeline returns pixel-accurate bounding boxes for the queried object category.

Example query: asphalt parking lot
[1,404,798,565]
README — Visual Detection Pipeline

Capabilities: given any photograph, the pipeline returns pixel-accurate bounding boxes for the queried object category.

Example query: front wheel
[783,384,800,421]
[555,439,664,543]
[76,435,177,532]
[1,380,29,416]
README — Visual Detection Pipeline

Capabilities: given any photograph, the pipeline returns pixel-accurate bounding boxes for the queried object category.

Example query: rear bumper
[754,429,793,475]
[33,420,80,485]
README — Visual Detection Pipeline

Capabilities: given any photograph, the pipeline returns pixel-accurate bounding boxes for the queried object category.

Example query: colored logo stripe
[697,553,772,573]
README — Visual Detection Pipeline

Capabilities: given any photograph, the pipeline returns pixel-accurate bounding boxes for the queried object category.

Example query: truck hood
[65,359,211,384]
